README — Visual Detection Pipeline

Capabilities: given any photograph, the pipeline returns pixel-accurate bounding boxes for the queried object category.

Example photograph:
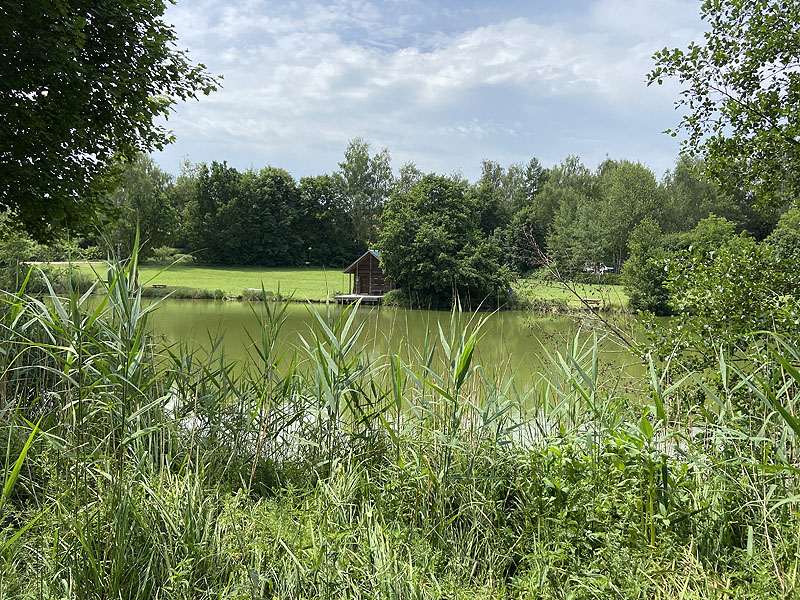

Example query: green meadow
[137,264,352,301]
[76,263,630,308]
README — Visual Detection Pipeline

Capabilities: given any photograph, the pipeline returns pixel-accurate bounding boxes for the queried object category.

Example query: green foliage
[0,214,35,290]
[147,246,194,265]
[764,205,800,261]
[181,162,310,266]
[505,203,548,272]
[380,288,411,307]
[600,161,663,269]
[649,0,800,207]
[298,174,364,266]
[679,213,739,252]
[661,156,748,234]
[655,234,800,364]
[622,218,671,315]
[333,138,394,248]
[379,174,511,308]
[107,154,176,259]
[0,0,217,241]
[546,187,604,271]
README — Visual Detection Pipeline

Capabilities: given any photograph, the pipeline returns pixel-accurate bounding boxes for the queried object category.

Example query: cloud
[156,0,703,180]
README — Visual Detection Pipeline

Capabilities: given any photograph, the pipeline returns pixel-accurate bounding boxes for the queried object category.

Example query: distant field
[70,263,628,308]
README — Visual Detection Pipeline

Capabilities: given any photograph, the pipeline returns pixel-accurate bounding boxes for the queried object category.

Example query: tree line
[1,137,788,308]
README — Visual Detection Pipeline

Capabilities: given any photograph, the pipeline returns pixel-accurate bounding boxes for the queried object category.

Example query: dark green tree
[298,175,362,266]
[0,0,217,240]
[472,160,513,236]
[183,162,241,264]
[378,174,511,308]
[505,204,548,273]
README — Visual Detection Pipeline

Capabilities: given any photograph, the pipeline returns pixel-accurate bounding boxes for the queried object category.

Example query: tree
[764,206,800,261]
[0,0,217,240]
[395,162,423,195]
[546,188,604,271]
[0,212,35,290]
[472,160,513,236]
[298,175,362,266]
[378,174,511,308]
[505,204,548,273]
[183,162,241,264]
[622,218,671,315]
[661,156,745,234]
[522,158,549,205]
[600,161,662,270]
[107,154,175,259]
[333,138,394,248]
[657,235,800,365]
[649,0,800,207]
[679,214,739,253]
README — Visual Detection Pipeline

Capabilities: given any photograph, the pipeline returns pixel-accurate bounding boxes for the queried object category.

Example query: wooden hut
[337,250,394,303]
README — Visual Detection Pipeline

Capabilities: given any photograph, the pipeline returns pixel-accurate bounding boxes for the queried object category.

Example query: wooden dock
[334,294,383,305]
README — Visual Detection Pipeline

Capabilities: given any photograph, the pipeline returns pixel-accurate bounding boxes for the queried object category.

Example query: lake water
[145,299,645,392]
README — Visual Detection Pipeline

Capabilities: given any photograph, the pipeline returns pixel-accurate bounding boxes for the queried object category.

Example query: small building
[338,250,395,303]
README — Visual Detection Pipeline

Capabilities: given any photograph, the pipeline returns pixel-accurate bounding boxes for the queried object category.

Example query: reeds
[0,255,798,598]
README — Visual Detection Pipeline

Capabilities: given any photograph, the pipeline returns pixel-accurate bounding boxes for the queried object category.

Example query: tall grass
[0,256,798,598]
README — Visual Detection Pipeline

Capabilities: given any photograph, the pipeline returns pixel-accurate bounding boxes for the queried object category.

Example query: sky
[153,0,704,182]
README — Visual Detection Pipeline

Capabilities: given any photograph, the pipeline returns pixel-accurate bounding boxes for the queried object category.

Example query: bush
[381,288,410,307]
[567,272,622,285]
[241,288,277,302]
[141,286,227,300]
[148,246,195,265]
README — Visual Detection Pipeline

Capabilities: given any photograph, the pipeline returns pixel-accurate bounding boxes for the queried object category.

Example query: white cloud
[156,0,703,179]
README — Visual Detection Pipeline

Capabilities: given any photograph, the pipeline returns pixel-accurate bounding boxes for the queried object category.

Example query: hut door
[358,275,370,294]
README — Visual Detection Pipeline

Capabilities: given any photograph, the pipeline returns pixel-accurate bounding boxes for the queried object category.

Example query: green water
[145,299,644,390]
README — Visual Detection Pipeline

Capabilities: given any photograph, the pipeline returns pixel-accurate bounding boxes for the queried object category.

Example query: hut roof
[343,249,381,274]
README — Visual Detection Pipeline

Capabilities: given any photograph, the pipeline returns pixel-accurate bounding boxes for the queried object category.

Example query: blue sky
[153,0,704,182]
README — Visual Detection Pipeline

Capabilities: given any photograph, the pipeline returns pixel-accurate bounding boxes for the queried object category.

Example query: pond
[145,299,646,392]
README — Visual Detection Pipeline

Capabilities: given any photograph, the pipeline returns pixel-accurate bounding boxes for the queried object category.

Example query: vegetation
[649,0,800,207]
[136,265,350,302]
[1,1,799,597]
[0,0,217,240]
[378,174,512,309]
[0,262,798,598]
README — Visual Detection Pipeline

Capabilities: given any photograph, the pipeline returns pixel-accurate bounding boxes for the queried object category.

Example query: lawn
[514,275,629,309]
[73,263,628,308]
[136,265,352,301]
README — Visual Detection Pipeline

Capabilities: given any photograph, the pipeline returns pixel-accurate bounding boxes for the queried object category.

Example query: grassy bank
[78,263,630,309]
[0,259,797,598]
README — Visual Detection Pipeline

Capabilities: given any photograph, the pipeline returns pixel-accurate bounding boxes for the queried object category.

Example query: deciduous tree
[0,0,217,240]
[379,174,511,308]
[649,0,800,206]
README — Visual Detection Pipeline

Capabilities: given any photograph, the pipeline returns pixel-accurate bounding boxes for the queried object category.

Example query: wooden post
[369,256,373,295]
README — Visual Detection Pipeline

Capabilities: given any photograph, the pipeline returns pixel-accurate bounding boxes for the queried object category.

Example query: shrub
[381,288,410,307]
[148,246,195,265]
